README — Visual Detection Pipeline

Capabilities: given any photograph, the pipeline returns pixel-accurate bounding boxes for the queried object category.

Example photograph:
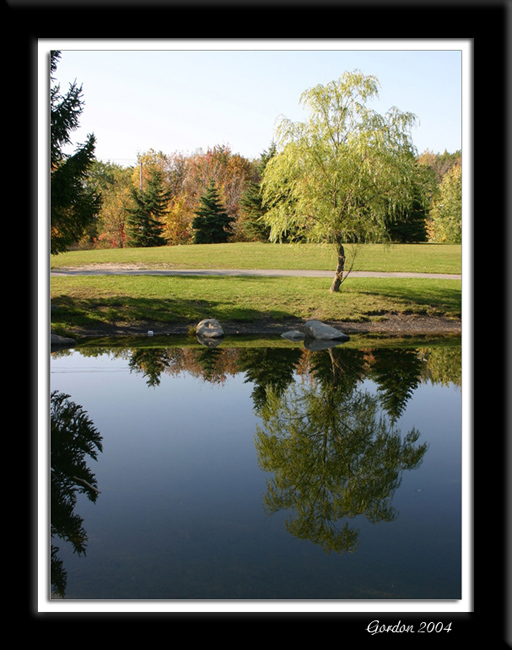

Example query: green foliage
[262,71,419,249]
[50,51,101,254]
[192,181,235,244]
[385,161,437,243]
[427,163,462,243]
[126,168,169,247]
[238,144,276,241]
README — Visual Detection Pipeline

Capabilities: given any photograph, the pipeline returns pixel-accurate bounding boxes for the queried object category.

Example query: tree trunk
[330,243,345,292]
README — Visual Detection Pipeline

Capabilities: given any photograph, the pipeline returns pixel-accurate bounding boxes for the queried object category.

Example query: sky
[42,40,468,166]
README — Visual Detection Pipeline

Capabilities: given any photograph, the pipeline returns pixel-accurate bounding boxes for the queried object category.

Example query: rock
[281,330,305,341]
[197,336,223,349]
[304,339,345,351]
[51,332,76,348]
[303,320,349,341]
[196,318,224,338]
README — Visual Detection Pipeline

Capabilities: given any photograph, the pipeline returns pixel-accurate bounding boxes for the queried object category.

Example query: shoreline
[51,313,461,347]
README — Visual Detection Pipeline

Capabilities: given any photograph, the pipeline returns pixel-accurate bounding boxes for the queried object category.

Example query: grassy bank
[50,242,462,275]
[51,274,461,334]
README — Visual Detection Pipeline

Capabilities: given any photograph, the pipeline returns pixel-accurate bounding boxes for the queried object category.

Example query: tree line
[67,144,461,253]
[51,53,462,260]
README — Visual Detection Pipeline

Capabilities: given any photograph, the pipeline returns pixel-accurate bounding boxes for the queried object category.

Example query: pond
[49,335,463,602]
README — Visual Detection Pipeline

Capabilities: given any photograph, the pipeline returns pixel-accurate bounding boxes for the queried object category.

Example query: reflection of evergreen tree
[128,348,171,387]
[196,347,224,383]
[309,347,368,396]
[238,348,302,411]
[51,391,103,597]
[370,349,423,422]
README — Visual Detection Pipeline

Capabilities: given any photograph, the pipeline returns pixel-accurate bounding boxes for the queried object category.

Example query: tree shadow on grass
[353,281,461,318]
[51,294,296,332]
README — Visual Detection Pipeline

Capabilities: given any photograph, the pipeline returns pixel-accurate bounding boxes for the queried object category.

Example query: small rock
[196,318,224,338]
[51,332,76,348]
[303,319,349,341]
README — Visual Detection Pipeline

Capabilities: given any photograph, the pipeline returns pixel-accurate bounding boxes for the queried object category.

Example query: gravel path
[51,267,461,279]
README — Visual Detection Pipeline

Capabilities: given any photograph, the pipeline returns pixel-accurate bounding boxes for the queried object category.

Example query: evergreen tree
[126,168,169,247]
[192,181,235,244]
[239,145,276,241]
[50,51,101,254]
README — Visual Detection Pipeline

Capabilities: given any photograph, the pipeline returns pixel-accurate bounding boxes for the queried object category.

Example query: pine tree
[192,181,235,244]
[126,169,169,247]
[239,145,276,241]
[50,51,101,254]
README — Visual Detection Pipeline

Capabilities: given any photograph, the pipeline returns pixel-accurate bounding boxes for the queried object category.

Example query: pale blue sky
[45,40,467,165]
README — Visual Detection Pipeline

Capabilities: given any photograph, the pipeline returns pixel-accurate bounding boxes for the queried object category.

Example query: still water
[50,336,462,601]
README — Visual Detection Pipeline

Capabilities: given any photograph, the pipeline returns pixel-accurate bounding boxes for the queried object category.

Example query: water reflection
[50,391,103,597]
[50,339,461,598]
[255,363,428,554]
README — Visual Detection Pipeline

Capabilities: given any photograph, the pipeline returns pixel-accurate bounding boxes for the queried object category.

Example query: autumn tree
[417,148,461,183]
[262,71,419,291]
[185,145,253,240]
[50,51,101,254]
[192,181,235,243]
[87,161,133,248]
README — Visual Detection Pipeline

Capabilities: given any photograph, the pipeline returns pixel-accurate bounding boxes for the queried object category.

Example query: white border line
[40,38,472,615]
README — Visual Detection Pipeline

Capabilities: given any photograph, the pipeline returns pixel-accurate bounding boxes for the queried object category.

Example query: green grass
[51,274,461,334]
[50,242,462,275]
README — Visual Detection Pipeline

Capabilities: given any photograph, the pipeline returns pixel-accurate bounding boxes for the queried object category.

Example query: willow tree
[261,70,419,291]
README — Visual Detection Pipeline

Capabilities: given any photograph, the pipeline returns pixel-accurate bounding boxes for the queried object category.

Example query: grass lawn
[51,274,462,334]
[50,242,462,275]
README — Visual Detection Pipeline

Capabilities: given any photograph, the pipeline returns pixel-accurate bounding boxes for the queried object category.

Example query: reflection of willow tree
[255,347,428,555]
[419,345,462,387]
[51,391,103,597]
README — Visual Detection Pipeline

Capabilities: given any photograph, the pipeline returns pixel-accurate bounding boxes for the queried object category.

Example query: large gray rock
[304,339,345,351]
[196,318,224,338]
[303,320,349,341]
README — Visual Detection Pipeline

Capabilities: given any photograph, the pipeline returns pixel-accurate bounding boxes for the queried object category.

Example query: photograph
[45,39,469,612]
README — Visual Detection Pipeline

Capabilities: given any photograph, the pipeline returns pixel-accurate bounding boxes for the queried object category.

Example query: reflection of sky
[51,351,261,508]
[50,349,462,600]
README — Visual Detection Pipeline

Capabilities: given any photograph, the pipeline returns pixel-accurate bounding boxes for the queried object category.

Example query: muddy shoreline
[52,313,461,346]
